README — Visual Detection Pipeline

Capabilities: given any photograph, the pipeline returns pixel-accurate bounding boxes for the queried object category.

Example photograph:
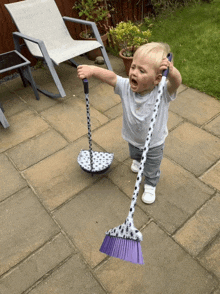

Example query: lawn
[142,0,220,100]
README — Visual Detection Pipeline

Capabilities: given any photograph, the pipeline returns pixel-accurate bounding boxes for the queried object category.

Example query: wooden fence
[0,0,151,76]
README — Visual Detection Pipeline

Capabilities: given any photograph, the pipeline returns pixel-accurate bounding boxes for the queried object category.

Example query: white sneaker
[131,160,140,173]
[142,184,156,204]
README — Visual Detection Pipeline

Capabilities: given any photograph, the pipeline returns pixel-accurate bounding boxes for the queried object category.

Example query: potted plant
[73,0,112,60]
[108,21,152,75]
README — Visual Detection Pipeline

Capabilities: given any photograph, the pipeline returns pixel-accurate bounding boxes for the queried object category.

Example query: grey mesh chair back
[5,0,112,98]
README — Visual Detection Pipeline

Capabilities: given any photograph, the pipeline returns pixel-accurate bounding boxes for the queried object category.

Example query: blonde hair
[134,42,171,73]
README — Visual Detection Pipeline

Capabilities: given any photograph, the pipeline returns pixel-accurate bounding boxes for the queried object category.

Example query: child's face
[129,53,161,95]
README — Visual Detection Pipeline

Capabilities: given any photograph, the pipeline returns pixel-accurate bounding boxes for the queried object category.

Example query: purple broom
[100,53,173,264]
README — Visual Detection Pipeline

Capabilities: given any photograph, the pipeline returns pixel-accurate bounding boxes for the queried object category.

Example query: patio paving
[0,53,220,294]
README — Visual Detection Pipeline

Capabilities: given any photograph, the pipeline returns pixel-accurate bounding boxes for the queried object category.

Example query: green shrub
[108,21,152,57]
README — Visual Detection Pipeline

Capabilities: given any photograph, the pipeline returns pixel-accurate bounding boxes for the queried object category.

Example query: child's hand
[77,65,94,79]
[159,57,174,76]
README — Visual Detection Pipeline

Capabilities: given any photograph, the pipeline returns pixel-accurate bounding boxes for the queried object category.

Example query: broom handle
[128,53,172,219]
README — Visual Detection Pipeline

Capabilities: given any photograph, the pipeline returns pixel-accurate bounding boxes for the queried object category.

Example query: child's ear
[154,74,162,86]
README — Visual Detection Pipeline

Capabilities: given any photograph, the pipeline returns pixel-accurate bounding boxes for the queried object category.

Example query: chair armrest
[63,17,103,46]
[63,17,96,26]
[12,32,55,65]
[13,32,43,46]
[63,16,113,72]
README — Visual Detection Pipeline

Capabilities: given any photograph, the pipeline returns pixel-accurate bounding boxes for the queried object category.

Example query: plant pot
[79,31,108,61]
[119,48,134,76]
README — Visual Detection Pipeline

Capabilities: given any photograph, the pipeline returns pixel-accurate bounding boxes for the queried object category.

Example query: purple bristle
[100,235,144,264]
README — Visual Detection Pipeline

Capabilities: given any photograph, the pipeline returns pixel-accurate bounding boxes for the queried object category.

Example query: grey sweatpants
[128,143,165,187]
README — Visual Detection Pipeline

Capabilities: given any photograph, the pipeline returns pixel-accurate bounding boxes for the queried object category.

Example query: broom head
[99,217,144,264]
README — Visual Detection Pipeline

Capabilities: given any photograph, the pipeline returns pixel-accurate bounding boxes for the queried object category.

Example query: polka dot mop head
[100,54,172,264]
[77,78,114,175]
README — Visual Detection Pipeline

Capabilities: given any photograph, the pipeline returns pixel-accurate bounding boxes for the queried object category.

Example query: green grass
[142,0,220,99]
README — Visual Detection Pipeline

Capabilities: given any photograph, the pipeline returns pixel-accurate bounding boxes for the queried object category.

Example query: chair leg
[45,62,66,98]
[13,34,66,99]
[40,46,66,98]
[24,66,40,100]
[0,106,9,128]
[18,68,29,87]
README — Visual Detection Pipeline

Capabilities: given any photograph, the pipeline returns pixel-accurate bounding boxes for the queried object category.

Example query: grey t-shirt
[114,75,176,149]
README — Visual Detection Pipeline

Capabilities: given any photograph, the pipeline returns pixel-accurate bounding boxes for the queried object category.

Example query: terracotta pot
[79,31,108,61]
[119,48,134,76]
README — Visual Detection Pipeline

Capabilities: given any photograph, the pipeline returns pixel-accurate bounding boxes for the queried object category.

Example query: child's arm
[77,65,117,88]
[160,58,182,95]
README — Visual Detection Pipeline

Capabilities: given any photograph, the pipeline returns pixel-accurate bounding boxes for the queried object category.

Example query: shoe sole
[131,167,139,173]
[141,198,155,204]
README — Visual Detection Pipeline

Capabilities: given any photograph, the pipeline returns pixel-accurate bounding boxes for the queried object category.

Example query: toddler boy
[77,42,182,204]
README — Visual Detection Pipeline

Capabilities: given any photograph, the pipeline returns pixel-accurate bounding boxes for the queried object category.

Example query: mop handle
[128,53,172,219]
[72,59,93,170]
[83,79,94,172]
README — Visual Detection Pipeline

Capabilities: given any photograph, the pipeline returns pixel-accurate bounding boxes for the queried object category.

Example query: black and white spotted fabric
[84,93,93,169]
[106,76,167,241]
[78,150,114,172]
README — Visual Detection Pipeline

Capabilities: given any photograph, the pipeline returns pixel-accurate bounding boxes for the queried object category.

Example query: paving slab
[2,75,27,94]
[108,159,144,201]
[87,82,121,113]
[11,60,107,111]
[109,157,214,234]
[27,255,106,294]
[14,85,59,113]
[54,177,149,268]
[198,232,220,280]
[137,158,214,234]
[0,84,28,117]
[167,111,184,130]
[6,129,68,170]
[104,102,123,119]
[169,88,220,125]
[0,233,74,294]
[95,222,217,294]
[174,193,220,256]
[177,84,188,94]
[1,53,220,293]
[4,68,57,106]
[40,97,109,142]
[22,137,108,211]
[92,116,130,162]
[0,153,27,201]
[0,187,60,276]
[204,114,220,137]
[200,160,220,191]
[0,109,49,153]
[164,122,220,176]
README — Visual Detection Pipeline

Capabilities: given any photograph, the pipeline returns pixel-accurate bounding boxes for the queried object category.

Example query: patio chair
[5,0,112,99]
